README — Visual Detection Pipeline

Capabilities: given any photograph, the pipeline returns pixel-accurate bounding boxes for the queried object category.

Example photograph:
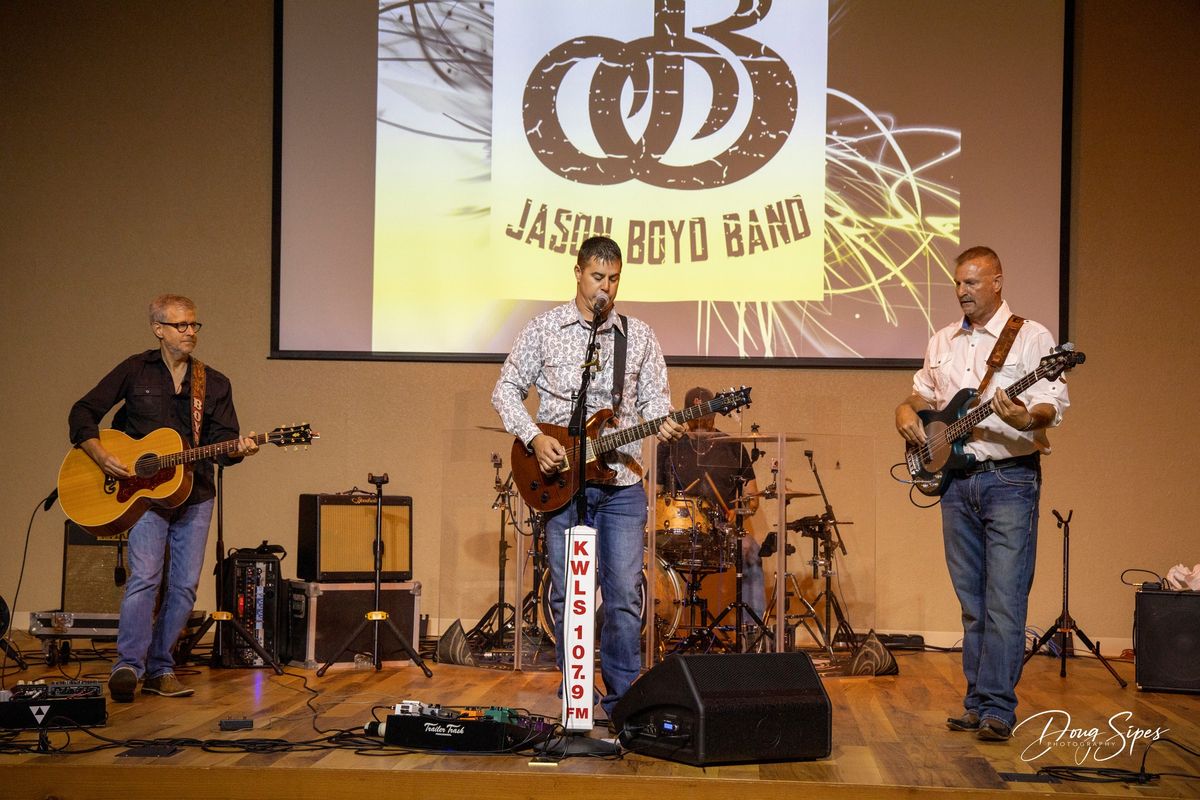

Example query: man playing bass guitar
[68,294,259,703]
[492,236,684,722]
[894,246,1070,742]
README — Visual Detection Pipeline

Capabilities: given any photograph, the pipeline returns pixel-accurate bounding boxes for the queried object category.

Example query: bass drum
[538,550,684,644]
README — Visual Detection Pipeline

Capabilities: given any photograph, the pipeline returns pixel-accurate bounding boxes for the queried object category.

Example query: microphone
[42,487,59,512]
[804,450,814,458]
[592,291,610,318]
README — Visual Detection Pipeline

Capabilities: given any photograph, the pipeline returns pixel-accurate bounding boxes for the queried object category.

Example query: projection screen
[273,0,1069,364]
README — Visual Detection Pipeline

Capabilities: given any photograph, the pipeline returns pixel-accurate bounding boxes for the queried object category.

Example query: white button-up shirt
[912,300,1070,462]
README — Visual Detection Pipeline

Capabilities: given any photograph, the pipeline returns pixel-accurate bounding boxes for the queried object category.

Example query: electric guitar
[511,387,752,513]
[57,424,317,536]
[905,345,1084,496]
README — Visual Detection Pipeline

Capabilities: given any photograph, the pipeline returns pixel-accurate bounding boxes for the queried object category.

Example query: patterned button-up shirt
[492,301,672,486]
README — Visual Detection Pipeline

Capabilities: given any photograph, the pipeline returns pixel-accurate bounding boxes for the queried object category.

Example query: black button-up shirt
[68,349,244,506]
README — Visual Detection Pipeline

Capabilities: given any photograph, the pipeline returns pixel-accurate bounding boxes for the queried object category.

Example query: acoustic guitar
[904,345,1084,496]
[57,424,316,536]
[511,387,752,513]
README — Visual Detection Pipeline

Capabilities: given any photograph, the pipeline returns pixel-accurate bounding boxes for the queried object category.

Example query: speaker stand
[1023,509,1126,688]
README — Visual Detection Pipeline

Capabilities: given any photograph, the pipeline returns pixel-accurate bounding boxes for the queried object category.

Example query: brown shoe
[142,672,194,697]
[976,718,1013,742]
[946,710,980,731]
[108,666,138,703]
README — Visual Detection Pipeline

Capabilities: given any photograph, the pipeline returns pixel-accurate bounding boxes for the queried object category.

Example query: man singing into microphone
[492,236,684,721]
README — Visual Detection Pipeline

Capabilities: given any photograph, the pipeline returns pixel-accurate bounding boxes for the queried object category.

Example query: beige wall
[2,2,1197,648]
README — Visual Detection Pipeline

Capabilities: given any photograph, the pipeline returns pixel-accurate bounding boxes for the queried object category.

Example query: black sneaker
[946,710,980,731]
[976,718,1013,742]
[108,666,137,703]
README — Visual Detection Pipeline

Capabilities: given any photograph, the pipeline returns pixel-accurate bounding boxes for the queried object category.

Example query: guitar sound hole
[134,454,161,479]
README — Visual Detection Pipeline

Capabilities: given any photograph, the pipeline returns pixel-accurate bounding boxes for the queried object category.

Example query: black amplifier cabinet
[1135,589,1200,693]
[297,494,412,582]
[282,580,420,668]
[220,547,283,668]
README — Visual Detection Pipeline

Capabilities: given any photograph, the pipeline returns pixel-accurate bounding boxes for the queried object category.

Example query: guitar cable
[0,495,45,685]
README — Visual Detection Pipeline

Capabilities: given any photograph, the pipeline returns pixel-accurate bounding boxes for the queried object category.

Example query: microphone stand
[804,450,856,653]
[178,464,282,673]
[568,306,605,526]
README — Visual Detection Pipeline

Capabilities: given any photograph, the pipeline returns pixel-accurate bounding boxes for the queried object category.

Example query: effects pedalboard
[365,700,553,751]
[0,680,107,730]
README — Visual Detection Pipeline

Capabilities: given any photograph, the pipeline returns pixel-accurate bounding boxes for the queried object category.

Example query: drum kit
[467,434,857,665]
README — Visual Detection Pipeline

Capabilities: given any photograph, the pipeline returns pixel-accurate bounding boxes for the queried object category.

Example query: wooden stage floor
[2,636,1198,800]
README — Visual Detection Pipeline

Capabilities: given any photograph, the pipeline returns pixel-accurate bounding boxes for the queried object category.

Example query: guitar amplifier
[61,521,128,613]
[297,494,412,582]
[219,546,284,668]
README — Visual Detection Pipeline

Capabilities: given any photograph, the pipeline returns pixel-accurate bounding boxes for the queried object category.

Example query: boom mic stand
[178,464,282,673]
[1023,509,1126,687]
[804,450,857,653]
[467,454,519,650]
[317,473,432,678]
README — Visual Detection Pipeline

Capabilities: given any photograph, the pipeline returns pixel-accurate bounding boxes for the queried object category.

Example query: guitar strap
[975,314,1024,402]
[611,314,628,413]
[190,358,206,447]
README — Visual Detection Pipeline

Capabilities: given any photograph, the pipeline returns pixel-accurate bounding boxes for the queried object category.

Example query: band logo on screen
[522,0,797,189]
[491,0,827,300]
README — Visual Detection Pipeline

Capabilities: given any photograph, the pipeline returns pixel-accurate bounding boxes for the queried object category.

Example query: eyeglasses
[156,320,203,332]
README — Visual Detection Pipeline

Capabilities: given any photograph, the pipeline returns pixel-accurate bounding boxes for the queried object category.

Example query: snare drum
[655,493,728,568]
[538,550,684,643]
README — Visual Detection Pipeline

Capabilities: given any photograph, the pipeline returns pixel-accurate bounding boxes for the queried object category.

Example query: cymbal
[720,433,807,443]
[744,487,819,501]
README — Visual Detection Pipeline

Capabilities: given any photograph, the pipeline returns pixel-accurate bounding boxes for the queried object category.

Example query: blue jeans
[740,535,765,621]
[941,463,1040,729]
[544,483,646,717]
[115,499,213,678]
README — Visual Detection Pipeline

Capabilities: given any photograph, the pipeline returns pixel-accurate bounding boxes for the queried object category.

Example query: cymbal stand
[1023,509,1126,687]
[467,454,518,651]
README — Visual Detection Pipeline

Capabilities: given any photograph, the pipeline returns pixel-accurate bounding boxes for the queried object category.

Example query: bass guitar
[905,345,1084,496]
[512,387,753,513]
[57,424,317,536]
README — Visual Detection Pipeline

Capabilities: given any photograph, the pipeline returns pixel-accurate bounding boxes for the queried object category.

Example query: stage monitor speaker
[1135,589,1200,694]
[612,652,831,765]
[297,494,412,582]
[61,521,127,613]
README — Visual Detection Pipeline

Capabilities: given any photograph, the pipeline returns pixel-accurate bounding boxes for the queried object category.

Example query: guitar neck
[945,367,1049,441]
[589,400,720,457]
[157,432,269,470]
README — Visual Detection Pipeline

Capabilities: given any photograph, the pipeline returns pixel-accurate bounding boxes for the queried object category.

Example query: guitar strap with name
[190,358,206,447]
[611,314,628,413]
[974,314,1024,402]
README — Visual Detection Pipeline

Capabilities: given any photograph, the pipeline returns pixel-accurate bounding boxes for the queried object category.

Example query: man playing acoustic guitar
[492,237,684,722]
[68,294,258,703]
[895,247,1070,741]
